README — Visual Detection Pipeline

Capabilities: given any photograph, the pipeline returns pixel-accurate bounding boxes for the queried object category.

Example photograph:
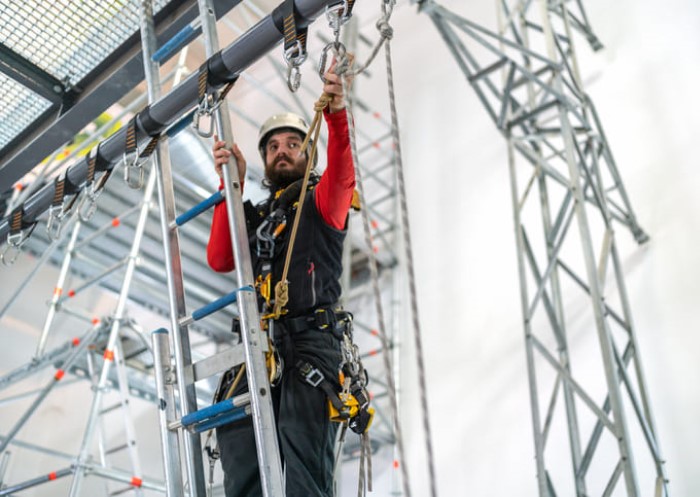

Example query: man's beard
[266,154,305,189]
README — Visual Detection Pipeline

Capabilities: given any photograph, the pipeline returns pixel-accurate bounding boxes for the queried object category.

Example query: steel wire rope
[336,43,413,497]
[378,4,438,495]
[336,1,439,494]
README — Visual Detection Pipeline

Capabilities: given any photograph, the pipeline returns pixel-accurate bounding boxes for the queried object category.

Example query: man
[206,60,354,497]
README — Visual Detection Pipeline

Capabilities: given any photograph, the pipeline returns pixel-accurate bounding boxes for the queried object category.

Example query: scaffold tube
[0,467,73,496]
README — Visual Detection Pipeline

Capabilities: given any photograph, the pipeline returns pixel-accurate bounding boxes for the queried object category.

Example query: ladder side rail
[138,1,205,494]
[86,347,113,497]
[152,329,185,497]
[197,1,285,495]
[112,340,146,497]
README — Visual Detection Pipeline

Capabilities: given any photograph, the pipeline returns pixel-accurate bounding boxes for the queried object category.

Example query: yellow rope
[272,93,332,318]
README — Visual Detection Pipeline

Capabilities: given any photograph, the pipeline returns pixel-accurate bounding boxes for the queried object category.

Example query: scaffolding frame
[418,0,667,496]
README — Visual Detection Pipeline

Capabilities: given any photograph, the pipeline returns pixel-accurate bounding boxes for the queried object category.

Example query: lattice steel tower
[418,0,668,496]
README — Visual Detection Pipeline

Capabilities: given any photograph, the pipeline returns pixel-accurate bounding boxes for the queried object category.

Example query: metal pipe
[0,467,73,496]
[35,220,83,358]
[152,329,185,497]
[0,0,344,241]
[0,378,81,407]
[56,257,130,305]
[0,326,99,454]
[72,203,142,252]
[0,450,10,488]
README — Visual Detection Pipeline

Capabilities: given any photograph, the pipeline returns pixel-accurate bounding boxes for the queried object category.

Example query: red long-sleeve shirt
[207,109,355,272]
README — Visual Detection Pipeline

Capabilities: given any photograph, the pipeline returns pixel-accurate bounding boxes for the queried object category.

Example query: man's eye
[289,142,299,149]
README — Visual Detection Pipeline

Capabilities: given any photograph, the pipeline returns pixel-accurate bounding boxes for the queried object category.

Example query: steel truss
[418,0,667,496]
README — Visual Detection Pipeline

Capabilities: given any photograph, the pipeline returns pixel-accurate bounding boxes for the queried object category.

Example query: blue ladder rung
[190,286,253,322]
[175,190,224,227]
[181,395,247,427]
[192,405,250,433]
[152,22,202,63]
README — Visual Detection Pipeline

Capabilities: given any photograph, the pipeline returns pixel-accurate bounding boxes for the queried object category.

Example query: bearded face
[263,131,308,188]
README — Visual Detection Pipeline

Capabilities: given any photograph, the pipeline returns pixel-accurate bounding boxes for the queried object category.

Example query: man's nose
[277,143,297,156]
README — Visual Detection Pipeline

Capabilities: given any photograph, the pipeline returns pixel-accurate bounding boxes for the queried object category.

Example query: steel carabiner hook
[1,232,26,267]
[79,185,100,222]
[192,107,215,138]
[123,152,145,190]
[287,64,302,93]
[46,204,65,241]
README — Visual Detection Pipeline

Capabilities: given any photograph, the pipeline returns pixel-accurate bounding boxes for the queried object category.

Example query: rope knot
[376,19,393,40]
[315,93,332,112]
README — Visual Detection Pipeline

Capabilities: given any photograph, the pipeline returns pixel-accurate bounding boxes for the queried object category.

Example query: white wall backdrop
[1,0,699,496]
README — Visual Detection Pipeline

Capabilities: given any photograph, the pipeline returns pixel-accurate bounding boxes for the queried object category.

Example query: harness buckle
[298,362,324,388]
[314,308,333,329]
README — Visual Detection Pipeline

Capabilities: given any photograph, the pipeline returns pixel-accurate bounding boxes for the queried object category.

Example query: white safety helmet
[257,112,316,166]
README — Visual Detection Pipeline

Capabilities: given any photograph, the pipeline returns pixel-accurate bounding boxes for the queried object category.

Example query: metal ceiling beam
[0,0,239,193]
[0,42,66,104]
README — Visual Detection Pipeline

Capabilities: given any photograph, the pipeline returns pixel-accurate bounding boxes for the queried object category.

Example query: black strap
[280,306,345,334]
[296,360,347,413]
[52,175,66,208]
[86,149,98,185]
[125,117,160,160]
[196,61,238,107]
[281,0,308,61]
[8,207,36,237]
[125,118,138,156]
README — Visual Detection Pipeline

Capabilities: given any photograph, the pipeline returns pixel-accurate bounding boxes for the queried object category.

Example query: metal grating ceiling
[0,0,169,159]
[0,0,168,85]
[0,72,51,149]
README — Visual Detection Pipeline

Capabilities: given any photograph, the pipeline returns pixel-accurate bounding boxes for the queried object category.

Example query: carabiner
[325,1,350,29]
[318,42,348,82]
[79,185,100,222]
[46,204,65,241]
[123,151,145,190]
[283,40,307,66]
[287,64,301,93]
[1,232,25,267]
[192,107,215,138]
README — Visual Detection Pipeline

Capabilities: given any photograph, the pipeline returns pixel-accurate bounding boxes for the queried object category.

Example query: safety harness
[250,178,374,434]
[294,309,374,435]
